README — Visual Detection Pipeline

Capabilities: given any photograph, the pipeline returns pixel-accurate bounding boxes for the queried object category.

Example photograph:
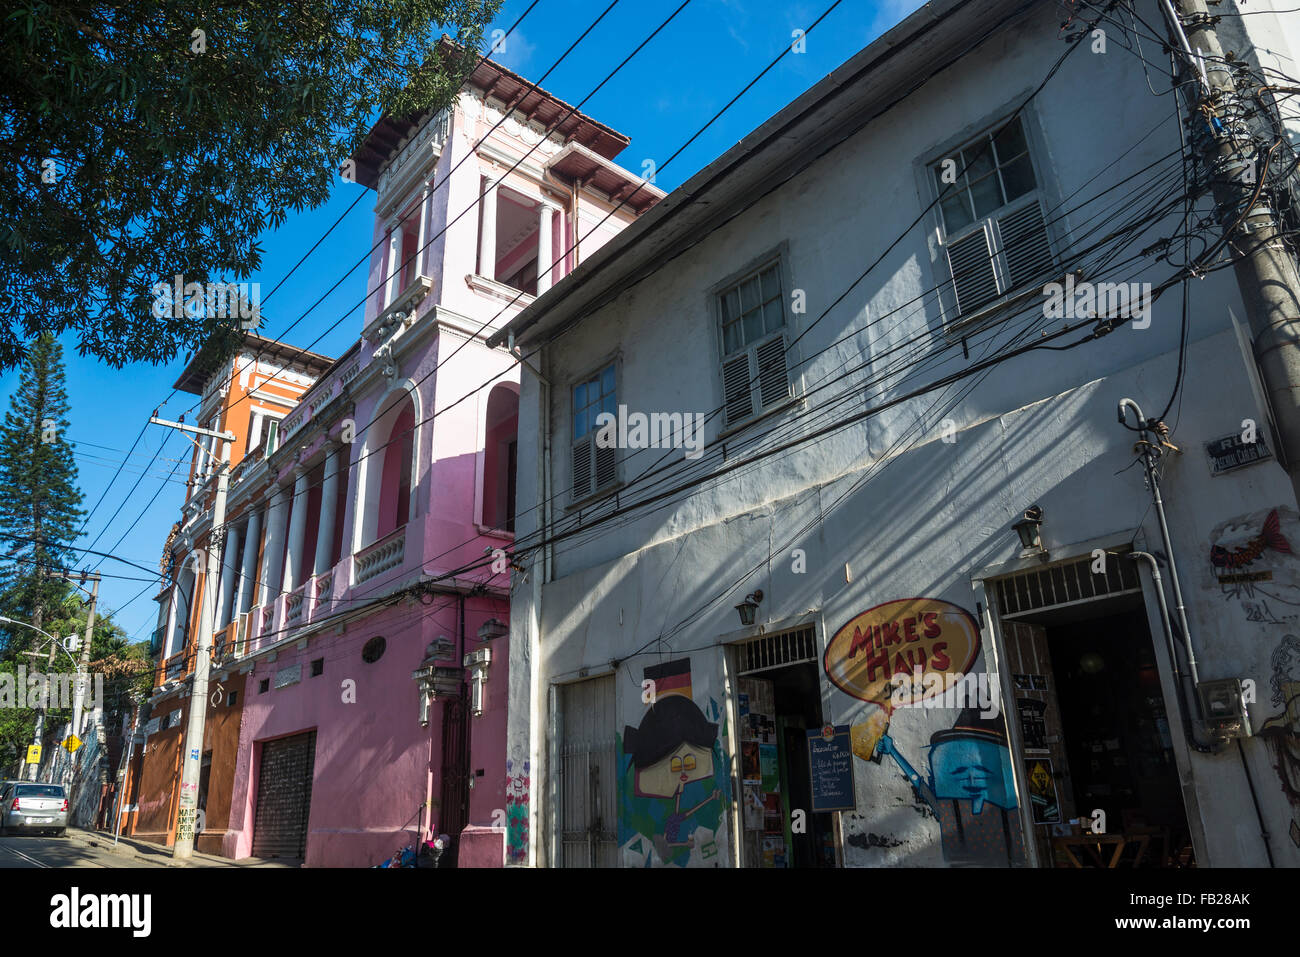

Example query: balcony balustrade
[354,527,407,585]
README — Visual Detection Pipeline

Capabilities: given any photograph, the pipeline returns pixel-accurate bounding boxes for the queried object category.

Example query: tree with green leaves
[0,333,85,654]
[0,1,500,370]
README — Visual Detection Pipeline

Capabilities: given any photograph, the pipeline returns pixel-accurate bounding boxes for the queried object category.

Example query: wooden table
[1053,832,1151,868]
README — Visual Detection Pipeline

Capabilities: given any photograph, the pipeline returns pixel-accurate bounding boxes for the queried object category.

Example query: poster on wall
[1024,757,1061,824]
[743,781,764,830]
[1018,698,1048,752]
[807,725,856,812]
[759,743,780,793]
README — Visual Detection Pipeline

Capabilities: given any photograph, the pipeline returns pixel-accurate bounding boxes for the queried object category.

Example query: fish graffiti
[1211,508,1292,571]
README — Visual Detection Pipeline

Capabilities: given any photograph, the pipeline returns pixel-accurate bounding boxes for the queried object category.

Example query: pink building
[148,48,660,867]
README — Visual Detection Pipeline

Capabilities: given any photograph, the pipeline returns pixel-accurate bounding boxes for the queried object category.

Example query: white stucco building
[494,0,1300,868]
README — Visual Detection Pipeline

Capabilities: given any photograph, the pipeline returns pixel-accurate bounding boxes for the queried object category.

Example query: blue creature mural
[876,708,1024,866]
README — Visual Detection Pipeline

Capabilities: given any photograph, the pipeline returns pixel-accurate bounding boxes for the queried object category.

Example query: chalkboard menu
[806,725,856,813]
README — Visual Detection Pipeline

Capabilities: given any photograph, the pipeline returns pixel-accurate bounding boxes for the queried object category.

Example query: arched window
[377,398,415,539]
[482,384,519,531]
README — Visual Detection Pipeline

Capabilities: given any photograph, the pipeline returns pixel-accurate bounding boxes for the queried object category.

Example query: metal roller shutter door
[252,731,316,860]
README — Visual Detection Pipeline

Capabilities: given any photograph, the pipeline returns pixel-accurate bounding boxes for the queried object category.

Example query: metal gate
[557,676,617,867]
[252,730,316,860]
[439,694,470,865]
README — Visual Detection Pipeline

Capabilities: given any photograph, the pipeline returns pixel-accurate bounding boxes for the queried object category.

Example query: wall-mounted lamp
[411,637,462,727]
[1012,505,1045,554]
[735,589,764,627]
[464,647,492,717]
[477,618,508,642]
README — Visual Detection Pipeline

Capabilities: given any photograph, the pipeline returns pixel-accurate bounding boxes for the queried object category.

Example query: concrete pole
[27,640,57,781]
[236,508,262,616]
[536,203,556,295]
[173,437,230,860]
[260,485,290,608]
[216,524,239,629]
[1167,1,1300,492]
[283,468,311,593]
[314,446,342,577]
[71,575,98,739]
[479,179,498,281]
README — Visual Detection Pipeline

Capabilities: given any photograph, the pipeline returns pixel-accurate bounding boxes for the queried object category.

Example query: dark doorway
[736,659,837,868]
[1047,608,1192,865]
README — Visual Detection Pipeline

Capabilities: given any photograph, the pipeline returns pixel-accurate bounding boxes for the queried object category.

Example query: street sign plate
[26,744,41,764]
[62,734,82,753]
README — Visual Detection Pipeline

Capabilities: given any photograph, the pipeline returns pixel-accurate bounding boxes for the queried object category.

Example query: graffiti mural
[1207,506,1300,625]
[873,709,1024,866]
[618,659,731,867]
[1258,635,1300,847]
[504,758,529,864]
[1207,507,1300,850]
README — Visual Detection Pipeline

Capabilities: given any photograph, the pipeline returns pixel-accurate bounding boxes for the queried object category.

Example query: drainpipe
[1118,400,1203,671]
[1119,399,1278,863]
[1129,551,1211,752]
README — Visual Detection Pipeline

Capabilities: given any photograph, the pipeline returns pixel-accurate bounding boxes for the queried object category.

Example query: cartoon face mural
[618,659,730,867]
[873,709,1024,866]
[633,739,714,799]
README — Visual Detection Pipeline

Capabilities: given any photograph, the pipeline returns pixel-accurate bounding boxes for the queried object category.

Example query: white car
[0,782,68,836]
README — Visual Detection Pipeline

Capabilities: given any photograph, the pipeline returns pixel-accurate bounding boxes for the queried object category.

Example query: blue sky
[0,0,925,642]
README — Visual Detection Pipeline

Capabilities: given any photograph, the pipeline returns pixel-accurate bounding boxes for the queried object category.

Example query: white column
[283,468,311,592]
[314,445,343,577]
[163,581,179,658]
[479,179,497,281]
[216,524,239,628]
[536,202,557,295]
[416,181,432,280]
[260,485,290,606]
[236,508,262,615]
[384,219,403,307]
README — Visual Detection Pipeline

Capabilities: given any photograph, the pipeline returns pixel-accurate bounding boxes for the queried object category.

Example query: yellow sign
[25,744,41,764]
[62,734,82,753]
[824,598,982,708]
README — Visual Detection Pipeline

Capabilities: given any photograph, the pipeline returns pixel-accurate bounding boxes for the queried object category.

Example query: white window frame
[918,99,1065,335]
[568,357,620,504]
[708,243,798,431]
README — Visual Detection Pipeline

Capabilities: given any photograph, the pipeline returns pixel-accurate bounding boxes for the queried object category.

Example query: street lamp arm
[0,616,79,668]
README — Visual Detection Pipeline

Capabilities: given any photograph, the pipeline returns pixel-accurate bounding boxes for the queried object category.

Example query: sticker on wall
[1023,757,1061,824]
[824,598,981,708]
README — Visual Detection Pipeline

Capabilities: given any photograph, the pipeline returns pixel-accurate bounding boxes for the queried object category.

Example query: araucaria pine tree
[0,333,84,652]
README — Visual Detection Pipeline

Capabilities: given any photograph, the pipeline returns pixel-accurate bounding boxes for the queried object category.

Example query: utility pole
[60,571,100,740]
[113,697,143,846]
[27,640,57,782]
[150,414,234,859]
[1163,0,1300,488]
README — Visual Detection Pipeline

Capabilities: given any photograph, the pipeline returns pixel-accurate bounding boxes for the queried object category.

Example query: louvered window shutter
[572,439,592,499]
[997,202,1054,288]
[946,228,1000,316]
[755,336,790,409]
[722,352,754,426]
[594,442,617,490]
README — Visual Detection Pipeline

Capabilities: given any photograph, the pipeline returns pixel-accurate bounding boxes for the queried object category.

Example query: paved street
[0,834,166,868]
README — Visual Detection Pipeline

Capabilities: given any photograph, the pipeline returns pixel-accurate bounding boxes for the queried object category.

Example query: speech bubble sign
[824,598,980,709]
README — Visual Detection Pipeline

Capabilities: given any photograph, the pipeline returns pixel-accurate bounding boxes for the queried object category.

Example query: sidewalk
[65,827,298,868]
